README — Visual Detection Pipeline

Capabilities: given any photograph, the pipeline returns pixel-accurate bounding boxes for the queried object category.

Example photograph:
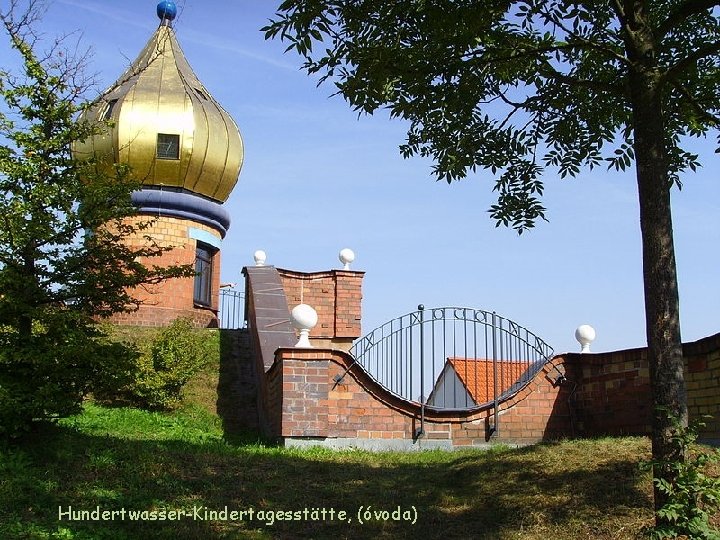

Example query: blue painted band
[131,188,231,238]
[188,227,222,249]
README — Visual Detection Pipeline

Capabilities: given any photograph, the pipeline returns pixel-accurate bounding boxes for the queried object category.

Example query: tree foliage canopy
[265,0,720,522]
[0,5,192,437]
[265,0,720,231]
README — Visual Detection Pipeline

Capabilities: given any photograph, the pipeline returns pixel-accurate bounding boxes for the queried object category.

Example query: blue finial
[157,1,177,23]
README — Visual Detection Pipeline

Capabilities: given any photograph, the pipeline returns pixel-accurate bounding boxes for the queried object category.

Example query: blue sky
[3,0,718,354]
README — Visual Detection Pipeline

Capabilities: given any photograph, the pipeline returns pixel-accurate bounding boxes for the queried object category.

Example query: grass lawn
[0,357,710,540]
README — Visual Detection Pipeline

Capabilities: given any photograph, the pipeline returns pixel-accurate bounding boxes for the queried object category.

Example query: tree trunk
[630,66,687,518]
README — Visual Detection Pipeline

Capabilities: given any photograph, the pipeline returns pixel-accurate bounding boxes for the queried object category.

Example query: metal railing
[349,306,554,414]
[218,288,245,329]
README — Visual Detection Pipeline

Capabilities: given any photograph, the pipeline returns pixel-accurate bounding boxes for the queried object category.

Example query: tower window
[193,243,215,307]
[157,133,180,160]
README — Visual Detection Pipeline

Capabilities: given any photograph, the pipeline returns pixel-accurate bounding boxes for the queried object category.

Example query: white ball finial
[339,248,355,270]
[290,304,318,348]
[253,250,267,266]
[575,324,596,353]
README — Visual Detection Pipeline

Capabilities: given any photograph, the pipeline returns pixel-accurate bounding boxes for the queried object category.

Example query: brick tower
[73,1,243,327]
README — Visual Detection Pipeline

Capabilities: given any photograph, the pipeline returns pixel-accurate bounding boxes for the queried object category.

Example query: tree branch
[609,0,626,26]
[534,2,630,67]
[670,80,720,126]
[664,40,720,82]
[496,92,525,131]
[462,40,630,74]
[486,41,625,95]
[657,0,720,39]
[539,68,625,95]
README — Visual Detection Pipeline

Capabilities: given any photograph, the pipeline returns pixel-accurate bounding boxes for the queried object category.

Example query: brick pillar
[272,349,330,438]
[278,268,364,351]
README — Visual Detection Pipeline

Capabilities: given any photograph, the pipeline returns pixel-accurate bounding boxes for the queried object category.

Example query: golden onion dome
[73,3,243,203]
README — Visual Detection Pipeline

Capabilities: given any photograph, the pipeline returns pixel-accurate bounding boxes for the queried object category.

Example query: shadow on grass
[0,425,653,540]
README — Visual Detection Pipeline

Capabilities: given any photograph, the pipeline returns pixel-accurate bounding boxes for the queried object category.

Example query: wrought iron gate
[218,288,245,329]
[349,306,553,433]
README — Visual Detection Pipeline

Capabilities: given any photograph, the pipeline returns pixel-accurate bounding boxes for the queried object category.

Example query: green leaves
[489,157,547,233]
[0,7,194,437]
[607,141,636,172]
[642,414,720,539]
[265,0,720,233]
[96,320,219,411]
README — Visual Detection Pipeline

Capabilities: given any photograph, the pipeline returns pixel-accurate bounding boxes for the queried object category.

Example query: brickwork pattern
[686,334,720,439]
[260,334,720,447]
[110,306,217,328]
[265,361,284,437]
[491,357,574,443]
[216,329,259,431]
[569,333,720,439]
[249,262,720,446]
[570,348,653,436]
[105,215,221,328]
[278,269,364,345]
[269,348,574,446]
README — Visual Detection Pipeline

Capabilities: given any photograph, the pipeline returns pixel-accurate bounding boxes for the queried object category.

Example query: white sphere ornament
[253,250,267,266]
[575,324,596,353]
[291,303,318,348]
[339,248,355,270]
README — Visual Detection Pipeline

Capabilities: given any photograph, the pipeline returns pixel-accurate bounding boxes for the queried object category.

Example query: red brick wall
[250,264,720,446]
[268,348,575,446]
[491,356,575,443]
[570,333,720,440]
[685,334,720,441]
[105,215,221,328]
[277,268,364,346]
[262,333,720,447]
[265,359,284,437]
[569,348,653,436]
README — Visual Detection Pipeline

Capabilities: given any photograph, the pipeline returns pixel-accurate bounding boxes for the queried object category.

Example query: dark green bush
[99,319,219,410]
[0,315,136,439]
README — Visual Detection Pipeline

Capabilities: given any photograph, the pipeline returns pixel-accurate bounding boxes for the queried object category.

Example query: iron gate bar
[416,305,426,439]
[218,288,245,329]
[492,311,499,436]
[349,306,554,436]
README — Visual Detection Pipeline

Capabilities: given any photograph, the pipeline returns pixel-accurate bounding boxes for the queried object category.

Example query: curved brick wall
[245,264,720,448]
[267,347,574,447]
[106,215,221,328]
[263,337,720,448]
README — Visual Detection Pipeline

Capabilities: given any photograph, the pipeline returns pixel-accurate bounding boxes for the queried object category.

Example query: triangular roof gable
[445,357,528,404]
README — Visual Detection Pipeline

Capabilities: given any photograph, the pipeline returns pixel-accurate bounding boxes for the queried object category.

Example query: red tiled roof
[447,357,527,404]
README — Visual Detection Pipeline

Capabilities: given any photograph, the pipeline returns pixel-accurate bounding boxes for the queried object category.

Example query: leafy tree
[0,2,192,437]
[264,0,720,520]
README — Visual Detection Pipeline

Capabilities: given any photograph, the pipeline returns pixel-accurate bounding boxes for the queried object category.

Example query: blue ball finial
[157,1,177,22]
